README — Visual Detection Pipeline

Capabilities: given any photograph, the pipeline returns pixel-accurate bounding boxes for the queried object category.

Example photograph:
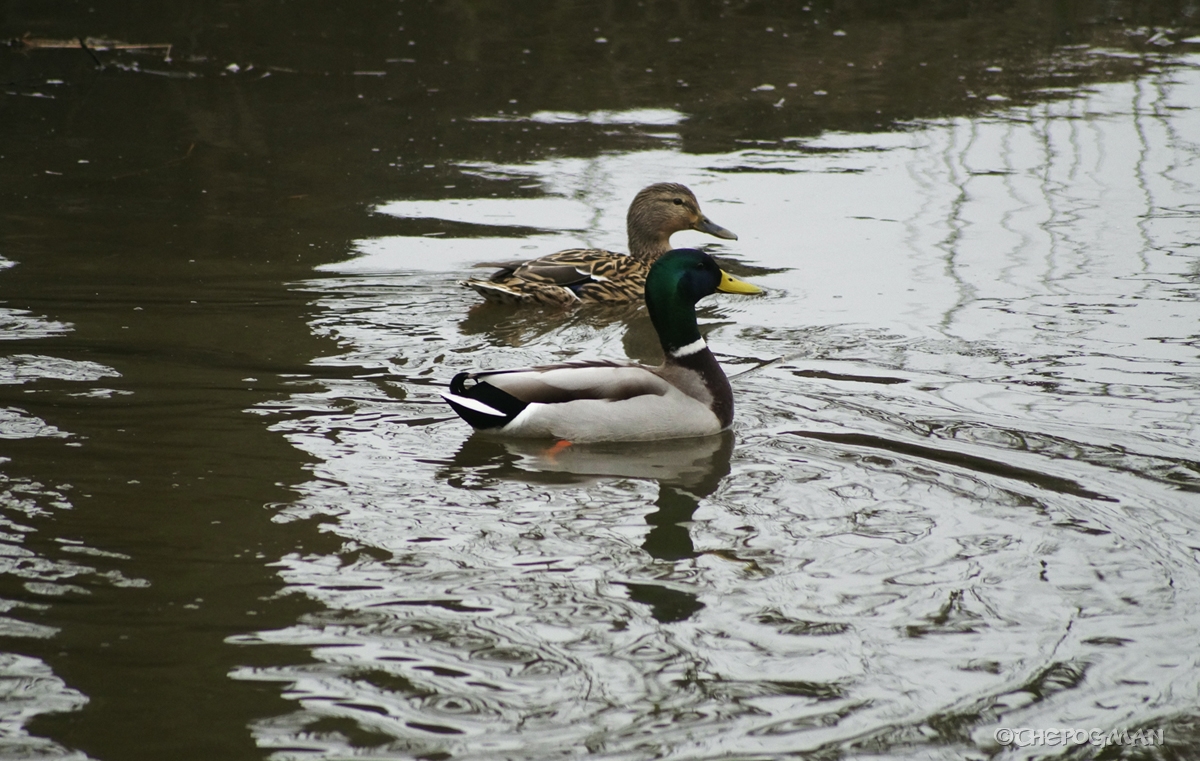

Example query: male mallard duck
[462,183,737,306]
[441,248,762,442]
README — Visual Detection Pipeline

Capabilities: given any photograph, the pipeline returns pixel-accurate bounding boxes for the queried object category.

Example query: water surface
[2,3,1199,759]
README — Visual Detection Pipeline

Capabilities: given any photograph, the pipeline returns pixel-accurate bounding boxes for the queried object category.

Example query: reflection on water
[3,3,1200,758]
[237,55,1200,759]
[0,310,134,759]
[445,433,734,567]
[0,652,87,759]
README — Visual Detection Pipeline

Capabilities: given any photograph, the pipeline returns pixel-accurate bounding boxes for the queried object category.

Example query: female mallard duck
[462,183,737,306]
[442,248,762,442]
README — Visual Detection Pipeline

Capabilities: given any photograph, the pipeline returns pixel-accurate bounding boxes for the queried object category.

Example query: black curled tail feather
[444,372,529,430]
[450,372,473,395]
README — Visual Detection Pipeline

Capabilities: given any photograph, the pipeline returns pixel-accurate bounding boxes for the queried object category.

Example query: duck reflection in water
[456,299,744,373]
[439,431,734,623]
[456,299,645,353]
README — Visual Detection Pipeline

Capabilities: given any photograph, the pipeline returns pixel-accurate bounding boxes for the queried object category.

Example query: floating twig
[12,34,172,61]
[79,37,104,69]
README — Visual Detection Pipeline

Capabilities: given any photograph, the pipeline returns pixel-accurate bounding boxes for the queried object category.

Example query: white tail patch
[439,390,505,418]
[670,338,707,358]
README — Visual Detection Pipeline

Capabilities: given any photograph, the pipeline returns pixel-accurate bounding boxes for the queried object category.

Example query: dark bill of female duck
[441,248,763,442]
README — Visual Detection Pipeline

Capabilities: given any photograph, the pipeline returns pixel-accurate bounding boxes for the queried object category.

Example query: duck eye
[672,198,684,206]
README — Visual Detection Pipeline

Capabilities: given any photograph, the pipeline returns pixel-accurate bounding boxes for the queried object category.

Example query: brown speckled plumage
[462,183,737,306]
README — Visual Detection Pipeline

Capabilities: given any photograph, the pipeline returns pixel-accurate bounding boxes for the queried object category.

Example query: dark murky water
[3,3,1200,759]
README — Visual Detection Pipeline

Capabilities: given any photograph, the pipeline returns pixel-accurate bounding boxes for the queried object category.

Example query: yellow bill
[717,270,764,295]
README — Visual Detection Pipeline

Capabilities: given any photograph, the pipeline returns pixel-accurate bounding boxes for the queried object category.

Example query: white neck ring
[670,338,707,358]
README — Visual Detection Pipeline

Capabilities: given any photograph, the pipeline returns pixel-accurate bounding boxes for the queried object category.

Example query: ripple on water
[0,653,90,759]
[249,340,1200,757]
[245,94,1200,756]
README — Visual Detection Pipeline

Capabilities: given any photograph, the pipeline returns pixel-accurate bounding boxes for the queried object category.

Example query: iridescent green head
[644,248,762,355]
